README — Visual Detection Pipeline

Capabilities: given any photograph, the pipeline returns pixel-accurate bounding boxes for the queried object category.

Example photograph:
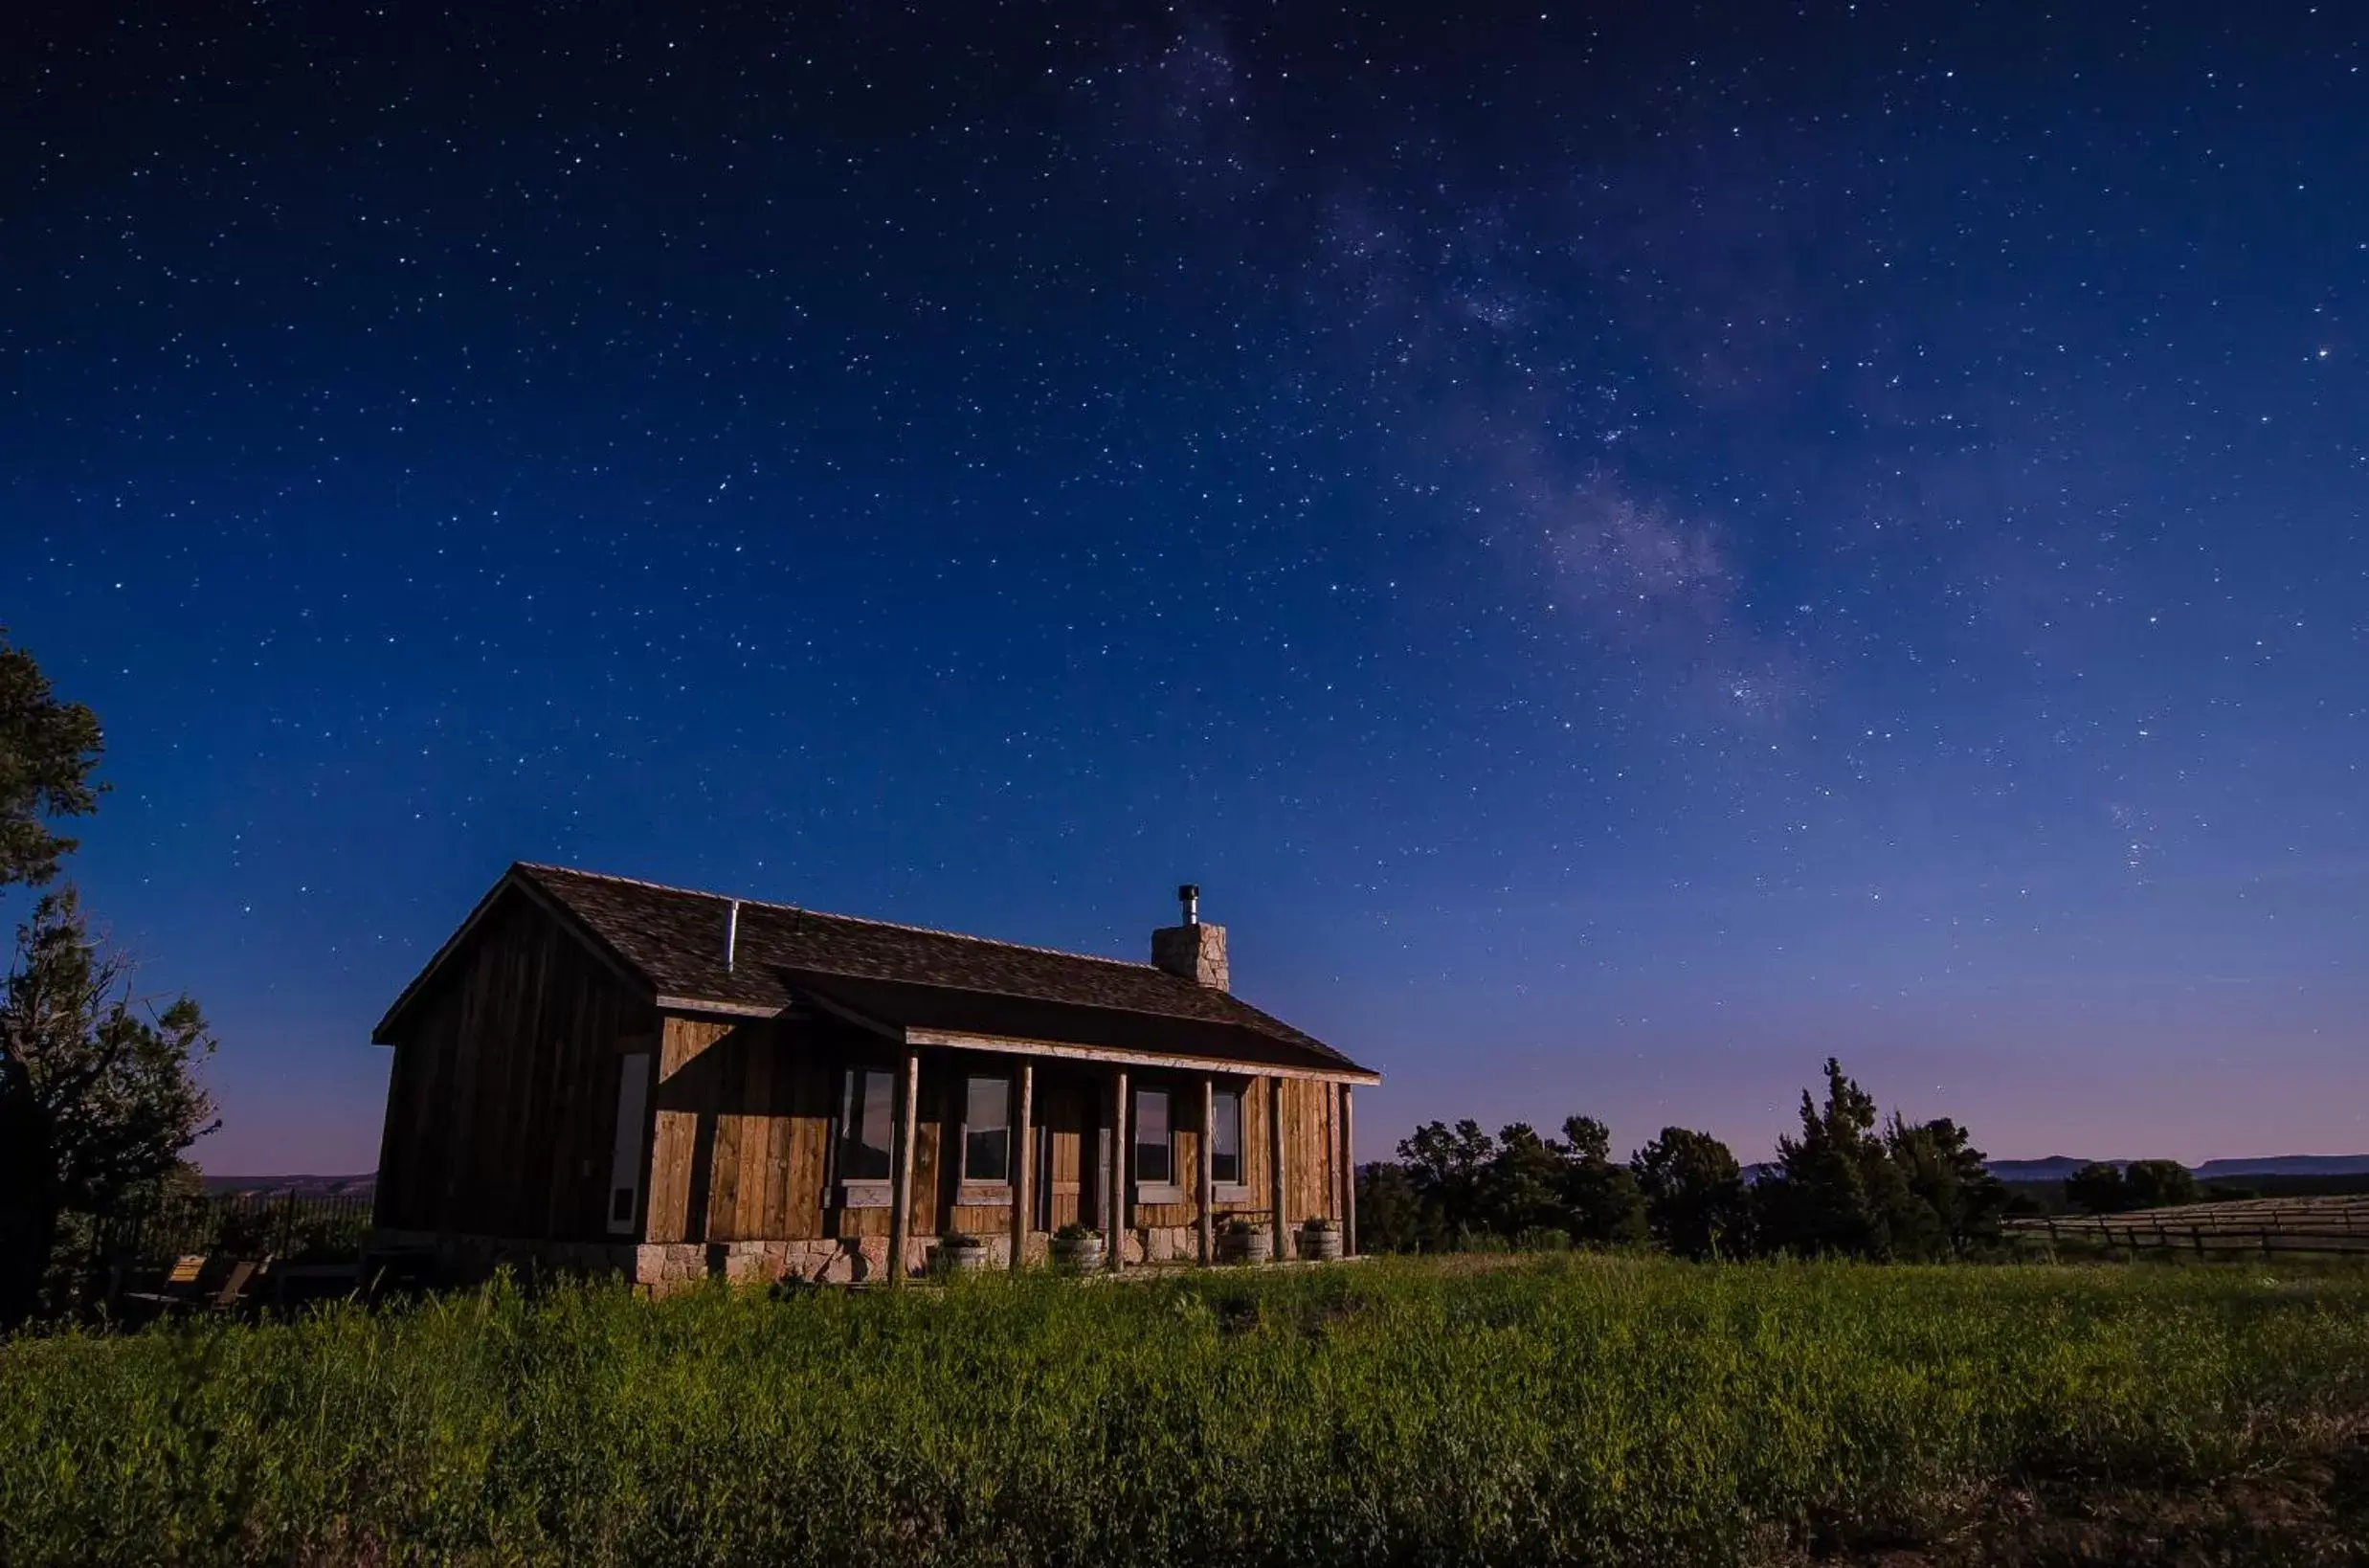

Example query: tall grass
[5,1257,2367,1565]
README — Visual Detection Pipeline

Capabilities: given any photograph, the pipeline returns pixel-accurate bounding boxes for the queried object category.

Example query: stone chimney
[1151,882,1228,990]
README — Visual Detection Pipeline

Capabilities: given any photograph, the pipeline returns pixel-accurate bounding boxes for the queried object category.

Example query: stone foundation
[376,1228,1001,1291]
[372,1221,1320,1290]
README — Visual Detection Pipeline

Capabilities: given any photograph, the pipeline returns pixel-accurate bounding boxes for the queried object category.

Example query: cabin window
[1133,1086,1175,1192]
[838,1067,896,1200]
[1135,1087,1173,1182]
[961,1073,1012,1184]
[1210,1085,1244,1190]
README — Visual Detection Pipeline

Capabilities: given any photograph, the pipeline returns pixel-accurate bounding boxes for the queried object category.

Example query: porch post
[1010,1060,1034,1272]
[1197,1076,1216,1266]
[1341,1083,1357,1258]
[886,1046,921,1287]
[1108,1068,1129,1274]
[1268,1075,1287,1260]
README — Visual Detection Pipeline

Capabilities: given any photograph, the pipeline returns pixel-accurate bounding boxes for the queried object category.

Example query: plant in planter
[934,1231,993,1274]
[1217,1215,1274,1265]
[1047,1223,1104,1273]
[1297,1216,1344,1261]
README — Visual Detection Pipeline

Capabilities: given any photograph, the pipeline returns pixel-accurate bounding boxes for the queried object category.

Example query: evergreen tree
[1397,1118,1496,1239]
[2121,1158,2198,1210]
[0,633,105,890]
[1886,1115,2010,1259]
[1352,1161,1434,1253]
[1558,1115,1648,1245]
[1631,1126,1751,1260]
[2064,1161,2129,1214]
[1758,1058,1921,1259]
[1479,1122,1570,1241]
[0,889,218,1322]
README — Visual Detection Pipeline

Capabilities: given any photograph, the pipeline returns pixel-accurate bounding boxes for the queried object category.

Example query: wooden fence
[2005,1196,2369,1257]
[100,1192,375,1265]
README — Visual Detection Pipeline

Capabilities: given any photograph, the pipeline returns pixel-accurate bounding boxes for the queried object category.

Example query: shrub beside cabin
[370,864,1378,1287]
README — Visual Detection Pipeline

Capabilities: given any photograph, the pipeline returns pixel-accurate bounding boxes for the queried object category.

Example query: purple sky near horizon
[5,2,2364,1175]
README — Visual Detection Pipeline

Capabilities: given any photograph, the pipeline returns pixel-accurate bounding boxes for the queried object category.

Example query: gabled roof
[374,862,1377,1082]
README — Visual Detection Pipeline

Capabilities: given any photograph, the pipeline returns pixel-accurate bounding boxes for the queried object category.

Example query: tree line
[1356,1058,2016,1262]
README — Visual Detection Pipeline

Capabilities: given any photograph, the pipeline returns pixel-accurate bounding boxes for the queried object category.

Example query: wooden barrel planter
[1218,1221,1274,1266]
[934,1235,993,1275]
[1047,1228,1105,1274]
[1296,1220,1343,1262]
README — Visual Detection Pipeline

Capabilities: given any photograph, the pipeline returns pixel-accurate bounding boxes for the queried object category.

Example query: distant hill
[2193,1155,2369,1180]
[1984,1157,2101,1183]
[200,1173,376,1199]
[1989,1155,2369,1182]
[1746,1155,2369,1185]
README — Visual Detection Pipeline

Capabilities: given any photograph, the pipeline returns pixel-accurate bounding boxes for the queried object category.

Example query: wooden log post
[886,1047,921,1288]
[1268,1076,1287,1260]
[1010,1061,1034,1272]
[1108,1068,1129,1274]
[1197,1077,1216,1266]
[1340,1083,1356,1258]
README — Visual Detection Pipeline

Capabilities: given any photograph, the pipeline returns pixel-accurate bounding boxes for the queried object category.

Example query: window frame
[1209,1082,1249,1201]
[836,1064,897,1208]
[956,1069,1016,1201]
[1132,1084,1183,1203]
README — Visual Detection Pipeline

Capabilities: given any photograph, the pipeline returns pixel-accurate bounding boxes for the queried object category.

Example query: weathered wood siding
[644,1014,895,1244]
[1276,1075,1341,1226]
[373,887,654,1241]
[1212,1075,1271,1219]
[384,912,1353,1249]
[1039,1071,1091,1230]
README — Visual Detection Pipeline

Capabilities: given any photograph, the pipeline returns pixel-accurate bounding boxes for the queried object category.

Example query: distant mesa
[1988,1155,2369,1182]
[1741,1155,2369,1185]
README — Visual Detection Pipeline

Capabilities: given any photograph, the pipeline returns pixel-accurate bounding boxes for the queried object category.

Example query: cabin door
[1035,1073,1091,1232]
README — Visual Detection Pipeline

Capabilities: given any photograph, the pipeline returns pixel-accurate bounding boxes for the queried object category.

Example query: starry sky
[6,2,2364,1175]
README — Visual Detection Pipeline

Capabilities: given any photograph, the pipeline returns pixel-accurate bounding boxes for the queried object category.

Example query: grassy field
[5,1256,2368,1567]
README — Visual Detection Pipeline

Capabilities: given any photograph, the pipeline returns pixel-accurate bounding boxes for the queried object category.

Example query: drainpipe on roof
[726,899,741,974]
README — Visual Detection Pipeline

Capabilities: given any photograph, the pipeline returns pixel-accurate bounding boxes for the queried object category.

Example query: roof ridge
[514,861,1172,976]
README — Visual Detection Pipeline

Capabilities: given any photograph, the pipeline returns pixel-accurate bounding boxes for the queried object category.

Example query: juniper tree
[1631,1126,1751,1260]
[0,633,104,890]
[0,889,217,1322]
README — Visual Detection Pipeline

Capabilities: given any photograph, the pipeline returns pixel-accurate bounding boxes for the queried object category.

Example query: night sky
[7,3,2363,1175]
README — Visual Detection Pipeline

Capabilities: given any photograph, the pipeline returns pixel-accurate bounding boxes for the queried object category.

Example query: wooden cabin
[370,864,1379,1287]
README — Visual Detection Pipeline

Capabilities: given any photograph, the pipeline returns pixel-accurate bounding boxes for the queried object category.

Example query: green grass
[5,1256,2368,1566]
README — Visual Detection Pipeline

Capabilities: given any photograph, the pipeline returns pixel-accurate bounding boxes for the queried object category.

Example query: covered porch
[636,1008,1369,1287]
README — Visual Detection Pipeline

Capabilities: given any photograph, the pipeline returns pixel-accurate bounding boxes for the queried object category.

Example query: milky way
[5,3,2363,1170]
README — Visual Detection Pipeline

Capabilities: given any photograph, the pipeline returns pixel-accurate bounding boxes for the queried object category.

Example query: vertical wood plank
[1011,1061,1034,1271]
[1268,1075,1287,1258]
[1108,1068,1128,1274]
[1341,1084,1356,1257]
[1197,1076,1215,1266]
[887,1046,921,1286]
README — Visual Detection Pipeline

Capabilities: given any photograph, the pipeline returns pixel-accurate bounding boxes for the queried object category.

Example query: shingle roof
[379,862,1374,1080]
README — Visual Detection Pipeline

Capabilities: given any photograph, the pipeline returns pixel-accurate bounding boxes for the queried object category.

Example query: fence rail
[2006,1196,2369,1258]
[100,1193,375,1265]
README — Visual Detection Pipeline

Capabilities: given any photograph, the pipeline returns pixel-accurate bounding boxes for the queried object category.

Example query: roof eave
[652,989,1380,1084]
